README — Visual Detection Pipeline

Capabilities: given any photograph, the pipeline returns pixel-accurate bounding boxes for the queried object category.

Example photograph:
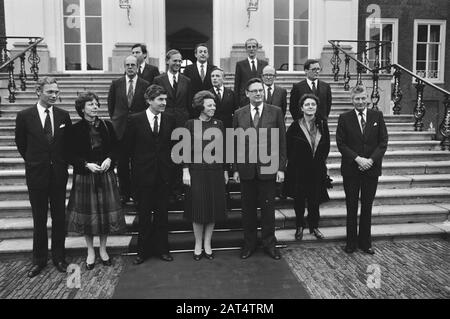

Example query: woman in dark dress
[285,93,330,241]
[183,90,228,260]
[66,92,126,270]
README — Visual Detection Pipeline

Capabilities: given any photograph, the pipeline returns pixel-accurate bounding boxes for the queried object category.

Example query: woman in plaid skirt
[65,92,126,270]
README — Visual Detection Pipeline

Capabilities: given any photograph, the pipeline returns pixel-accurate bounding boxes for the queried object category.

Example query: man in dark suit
[132,43,160,84]
[336,85,388,255]
[153,49,192,128]
[261,65,287,116]
[234,38,268,107]
[209,67,236,129]
[124,85,177,265]
[289,59,332,120]
[183,43,216,99]
[15,77,72,278]
[233,78,286,260]
[108,55,150,203]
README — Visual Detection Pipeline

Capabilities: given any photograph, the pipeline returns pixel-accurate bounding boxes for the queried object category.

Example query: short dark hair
[304,59,320,71]
[166,49,181,61]
[299,93,320,109]
[192,90,216,114]
[144,84,167,102]
[132,43,147,55]
[194,43,208,53]
[245,77,263,91]
[75,91,100,118]
[36,76,57,92]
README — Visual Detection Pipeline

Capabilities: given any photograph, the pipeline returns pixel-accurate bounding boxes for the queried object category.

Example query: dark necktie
[358,110,366,133]
[44,109,53,143]
[266,86,272,103]
[216,87,222,101]
[138,66,143,76]
[251,60,256,73]
[253,106,260,127]
[311,81,318,95]
[200,64,205,82]
[127,79,134,108]
[153,115,159,134]
[173,74,178,93]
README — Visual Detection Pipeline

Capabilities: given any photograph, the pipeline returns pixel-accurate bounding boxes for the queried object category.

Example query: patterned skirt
[184,167,227,224]
[66,171,126,235]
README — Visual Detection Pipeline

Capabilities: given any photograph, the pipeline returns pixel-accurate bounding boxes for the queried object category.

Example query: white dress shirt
[37,103,54,133]
[214,85,224,99]
[126,75,138,95]
[248,57,258,71]
[196,61,208,76]
[146,109,161,132]
[167,71,179,88]
[307,79,318,91]
[139,62,146,74]
[355,107,367,133]
[263,84,273,99]
[250,103,264,121]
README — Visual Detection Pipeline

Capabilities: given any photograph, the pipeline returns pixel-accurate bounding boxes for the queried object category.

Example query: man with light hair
[336,85,388,255]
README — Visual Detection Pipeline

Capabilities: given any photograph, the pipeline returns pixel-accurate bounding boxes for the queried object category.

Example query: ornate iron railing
[386,63,450,150]
[329,40,450,151]
[328,40,392,111]
[0,36,43,103]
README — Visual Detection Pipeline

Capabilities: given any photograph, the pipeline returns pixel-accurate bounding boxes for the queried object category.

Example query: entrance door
[63,0,103,71]
[166,0,213,70]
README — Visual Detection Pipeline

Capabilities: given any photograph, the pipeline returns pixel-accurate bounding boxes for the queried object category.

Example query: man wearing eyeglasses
[234,38,268,107]
[232,78,286,261]
[289,59,332,120]
[261,65,287,117]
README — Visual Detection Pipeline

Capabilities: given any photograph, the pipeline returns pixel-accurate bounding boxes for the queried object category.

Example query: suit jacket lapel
[363,109,374,137]
[176,76,186,99]
[32,106,49,146]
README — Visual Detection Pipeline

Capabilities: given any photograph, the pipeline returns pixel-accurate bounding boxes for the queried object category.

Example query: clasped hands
[355,156,374,171]
[85,158,111,173]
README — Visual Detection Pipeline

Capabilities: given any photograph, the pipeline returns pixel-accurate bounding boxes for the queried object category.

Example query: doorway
[165,0,213,69]
[62,0,103,71]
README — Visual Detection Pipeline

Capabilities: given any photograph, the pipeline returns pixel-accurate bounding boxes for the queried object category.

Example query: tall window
[274,0,309,72]
[414,20,446,82]
[365,18,398,72]
[63,0,103,71]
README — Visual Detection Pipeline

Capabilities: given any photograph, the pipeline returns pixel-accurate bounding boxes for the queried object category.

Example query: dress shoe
[264,247,281,260]
[27,265,44,278]
[160,253,173,262]
[86,262,95,270]
[54,261,68,273]
[362,247,375,255]
[240,248,254,259]
[101,258,112,266]
[193,252,202,261]
[343,246,355,254]
[311,228,324,240]
[203,251,214,260]
[295,227,303,240]
[133,256,145,265]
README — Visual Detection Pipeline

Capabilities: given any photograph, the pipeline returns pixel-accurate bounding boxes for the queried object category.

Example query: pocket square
[59,124,66,128]
[373,122,378,126]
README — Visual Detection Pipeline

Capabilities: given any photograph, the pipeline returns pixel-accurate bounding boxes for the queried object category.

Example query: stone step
[1,201,448,239]
[330,140,441,152]
[327,150,450,164]
[0,146,19,157]
[0,221,447,254]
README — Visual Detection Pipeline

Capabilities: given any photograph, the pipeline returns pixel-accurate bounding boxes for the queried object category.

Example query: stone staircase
[0,73,449,256]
